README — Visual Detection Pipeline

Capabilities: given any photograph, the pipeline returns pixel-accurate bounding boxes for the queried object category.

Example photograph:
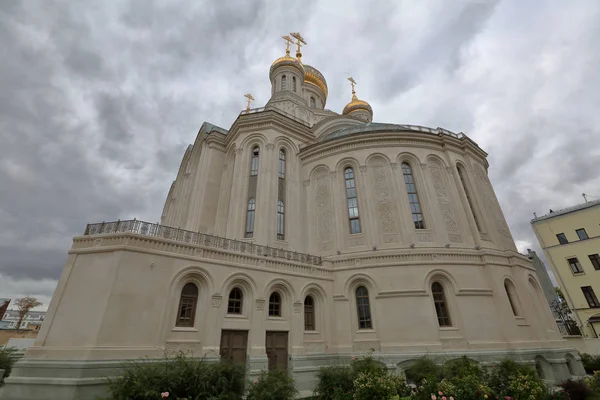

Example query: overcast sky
[1,1,599,310]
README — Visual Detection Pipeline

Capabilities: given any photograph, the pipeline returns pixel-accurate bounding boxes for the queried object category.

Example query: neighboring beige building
[531,199,600,338]
[2,36,582,400]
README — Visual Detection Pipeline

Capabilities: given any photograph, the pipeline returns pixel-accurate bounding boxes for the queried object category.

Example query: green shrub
[561,379,591,400]
[247,369,297,400]
[313,365,354,400]
[506,374,548,400]
[581,354,600,375]
[104,353,246,400]
[391,374,412,398]
[351,354,387,378]
[352,371,397,400]
[405,357,442,384]
[0,347,17,385]
[488,359,537,396]
[444,356,484,381]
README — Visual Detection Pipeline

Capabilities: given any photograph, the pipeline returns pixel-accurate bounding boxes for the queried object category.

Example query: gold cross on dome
[244,93,255,111]
[347,77,357,96]
[290,32,306,56]
[282,35,293,55]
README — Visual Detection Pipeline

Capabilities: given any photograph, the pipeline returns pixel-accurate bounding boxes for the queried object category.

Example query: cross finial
[281,35,293,56]
[347,77,357,99]
[244,93,255,112]
[290,32,306,60]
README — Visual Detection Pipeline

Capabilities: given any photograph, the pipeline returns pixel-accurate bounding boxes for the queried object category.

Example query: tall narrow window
[304,296,315,331]
[457,164,482,232]
[556,233,569,245]
[310,96,316,108]
[355,286,372,329]
[432,282,451,327]
[344,167,361,234]
[504,281,520,316]
[281,75,286,91]
[292,76,296,92]
[277,200,285,240]
[250,147,259,176]
[589,254,600,270]
[568,257,584,274]
[269,292,281,317]
[401,163,425,229]
[227,288,243,314]
[278,149,286,178]
[576,228,589,240]
[582,286,600,308]
[176,282,198,327]
[245,199,255,238]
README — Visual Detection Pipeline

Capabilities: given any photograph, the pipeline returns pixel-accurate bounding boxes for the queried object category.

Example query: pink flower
[432,395,437,400]
[505,397,511,400]
[439,392,443,396]
[254,379,258,384]
[450,397,454,400]
[161,393,169,398]
[442,396,447,400]
[351,356,356,360]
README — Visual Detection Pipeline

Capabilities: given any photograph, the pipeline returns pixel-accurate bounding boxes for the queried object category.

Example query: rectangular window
[590,254,600,271]
[582,286,600,308]
[556,233,569,245]
[576,228,589,240]
[568,257,584,274]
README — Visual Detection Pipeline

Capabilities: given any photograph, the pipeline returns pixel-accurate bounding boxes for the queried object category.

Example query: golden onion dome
[269,51,305,77]
[343,93,373,116]
[303,64,328,98]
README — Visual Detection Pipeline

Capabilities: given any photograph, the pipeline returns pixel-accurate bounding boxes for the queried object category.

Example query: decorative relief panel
[417,232,434,242]
[370,159,397,236]
[348,235,365,247]
[166,342,203,355]
[353,341,381,352]
[256,299,265,311]
[473,165,512,239]
[315,170,333,251]
[294,301,302,313]
[212,294,223,308]
[428,163,462,243]
[305,342,326,354]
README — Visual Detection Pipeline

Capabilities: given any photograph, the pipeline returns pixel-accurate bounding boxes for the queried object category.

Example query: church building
[1,34,583,400]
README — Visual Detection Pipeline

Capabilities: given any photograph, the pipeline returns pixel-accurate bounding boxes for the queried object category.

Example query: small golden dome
[303,65,328,98]
[269,51,305,77]
[343,94,373,116]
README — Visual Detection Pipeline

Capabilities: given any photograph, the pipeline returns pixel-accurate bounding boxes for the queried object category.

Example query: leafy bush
[561,379,591,400]
[104,353,246,400]
[352,371,397,400]
[580,354,600,375]
[488,360,537,396]
[405,357,442,384]
[312,365,354,400]
[443,356,484,381]
[247,369,297,400]
[0,347,17,385]
[391,374,413,398]
[506,374,548,400]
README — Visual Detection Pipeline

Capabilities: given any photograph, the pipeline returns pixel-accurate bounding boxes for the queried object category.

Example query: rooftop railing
[83,219,322,266]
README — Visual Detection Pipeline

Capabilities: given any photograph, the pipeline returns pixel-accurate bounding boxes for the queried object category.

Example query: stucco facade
[1,42,582,400]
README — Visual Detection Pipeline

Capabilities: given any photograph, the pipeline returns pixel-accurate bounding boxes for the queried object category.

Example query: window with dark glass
[556,233,569,245]
[432,282,451,327]
[278,149,286,179]
[401,163,425,229]
[227,288,243,314]
[281,75,286,91]
[176,282,198,327]
[355,286,372,329]
[310,96,316,108]
[504,281,520,316]
[277,200,285,240]
[576,228,589,240]
[457,165,482,232]
[590,254,600,270]
[344,167,361,234]
[568,257,584,274]
[245,199,255,238]
[582,286,600,308]
[250,147,259,176]
[268,292,281,317]
[304,296,315,331]
[292,76,296,92]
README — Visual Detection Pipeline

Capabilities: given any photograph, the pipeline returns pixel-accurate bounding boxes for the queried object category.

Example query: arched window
[277,200,285,240]
[245,199,255,238]
[457,164,482,232]
[304,296,315,331]
[281,75,286,91]
[292,76,297,92]
[310,96,316,108]
[401,163,425,229]
[432,282,451,327]
[176,282,198,327]
[250,147,259,176]
[504,280,521,316]
[344,167,361,234]
[278,149,286,179]
[227,288,243,314]
[355,286,372,329]
[269,292,281,317]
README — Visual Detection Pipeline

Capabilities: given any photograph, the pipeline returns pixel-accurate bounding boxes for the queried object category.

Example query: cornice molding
[226,110,314,146]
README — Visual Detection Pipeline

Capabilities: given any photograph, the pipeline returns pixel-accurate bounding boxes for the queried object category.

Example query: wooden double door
[220,330,248,364]
[266,331,288,370]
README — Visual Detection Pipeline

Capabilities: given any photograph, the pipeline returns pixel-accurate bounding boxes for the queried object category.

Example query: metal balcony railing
[84,219,322,266]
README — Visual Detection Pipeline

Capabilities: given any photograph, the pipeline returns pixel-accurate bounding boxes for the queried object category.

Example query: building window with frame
[304,296,315,331]
[355,286,372,329]
[590,254,600,270]
[556,233,569,245]
[245,199,256,238]
[504,281,521,317]
[250,147,259,176]
[457,164,482,232]
[277,200,285,240]
[268,292,281,317]
[344,167,361,234]
[568,257,584,274]
[582,286,600,308]
[281,75,286,91]
[310,96,316,108]
[576,228,589,240]
[401,162,426,229]
[227,288,243,314]
[432,282,452,327]
[176,282,198,327]
[278,149,285,179]
[292,76,296,92]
